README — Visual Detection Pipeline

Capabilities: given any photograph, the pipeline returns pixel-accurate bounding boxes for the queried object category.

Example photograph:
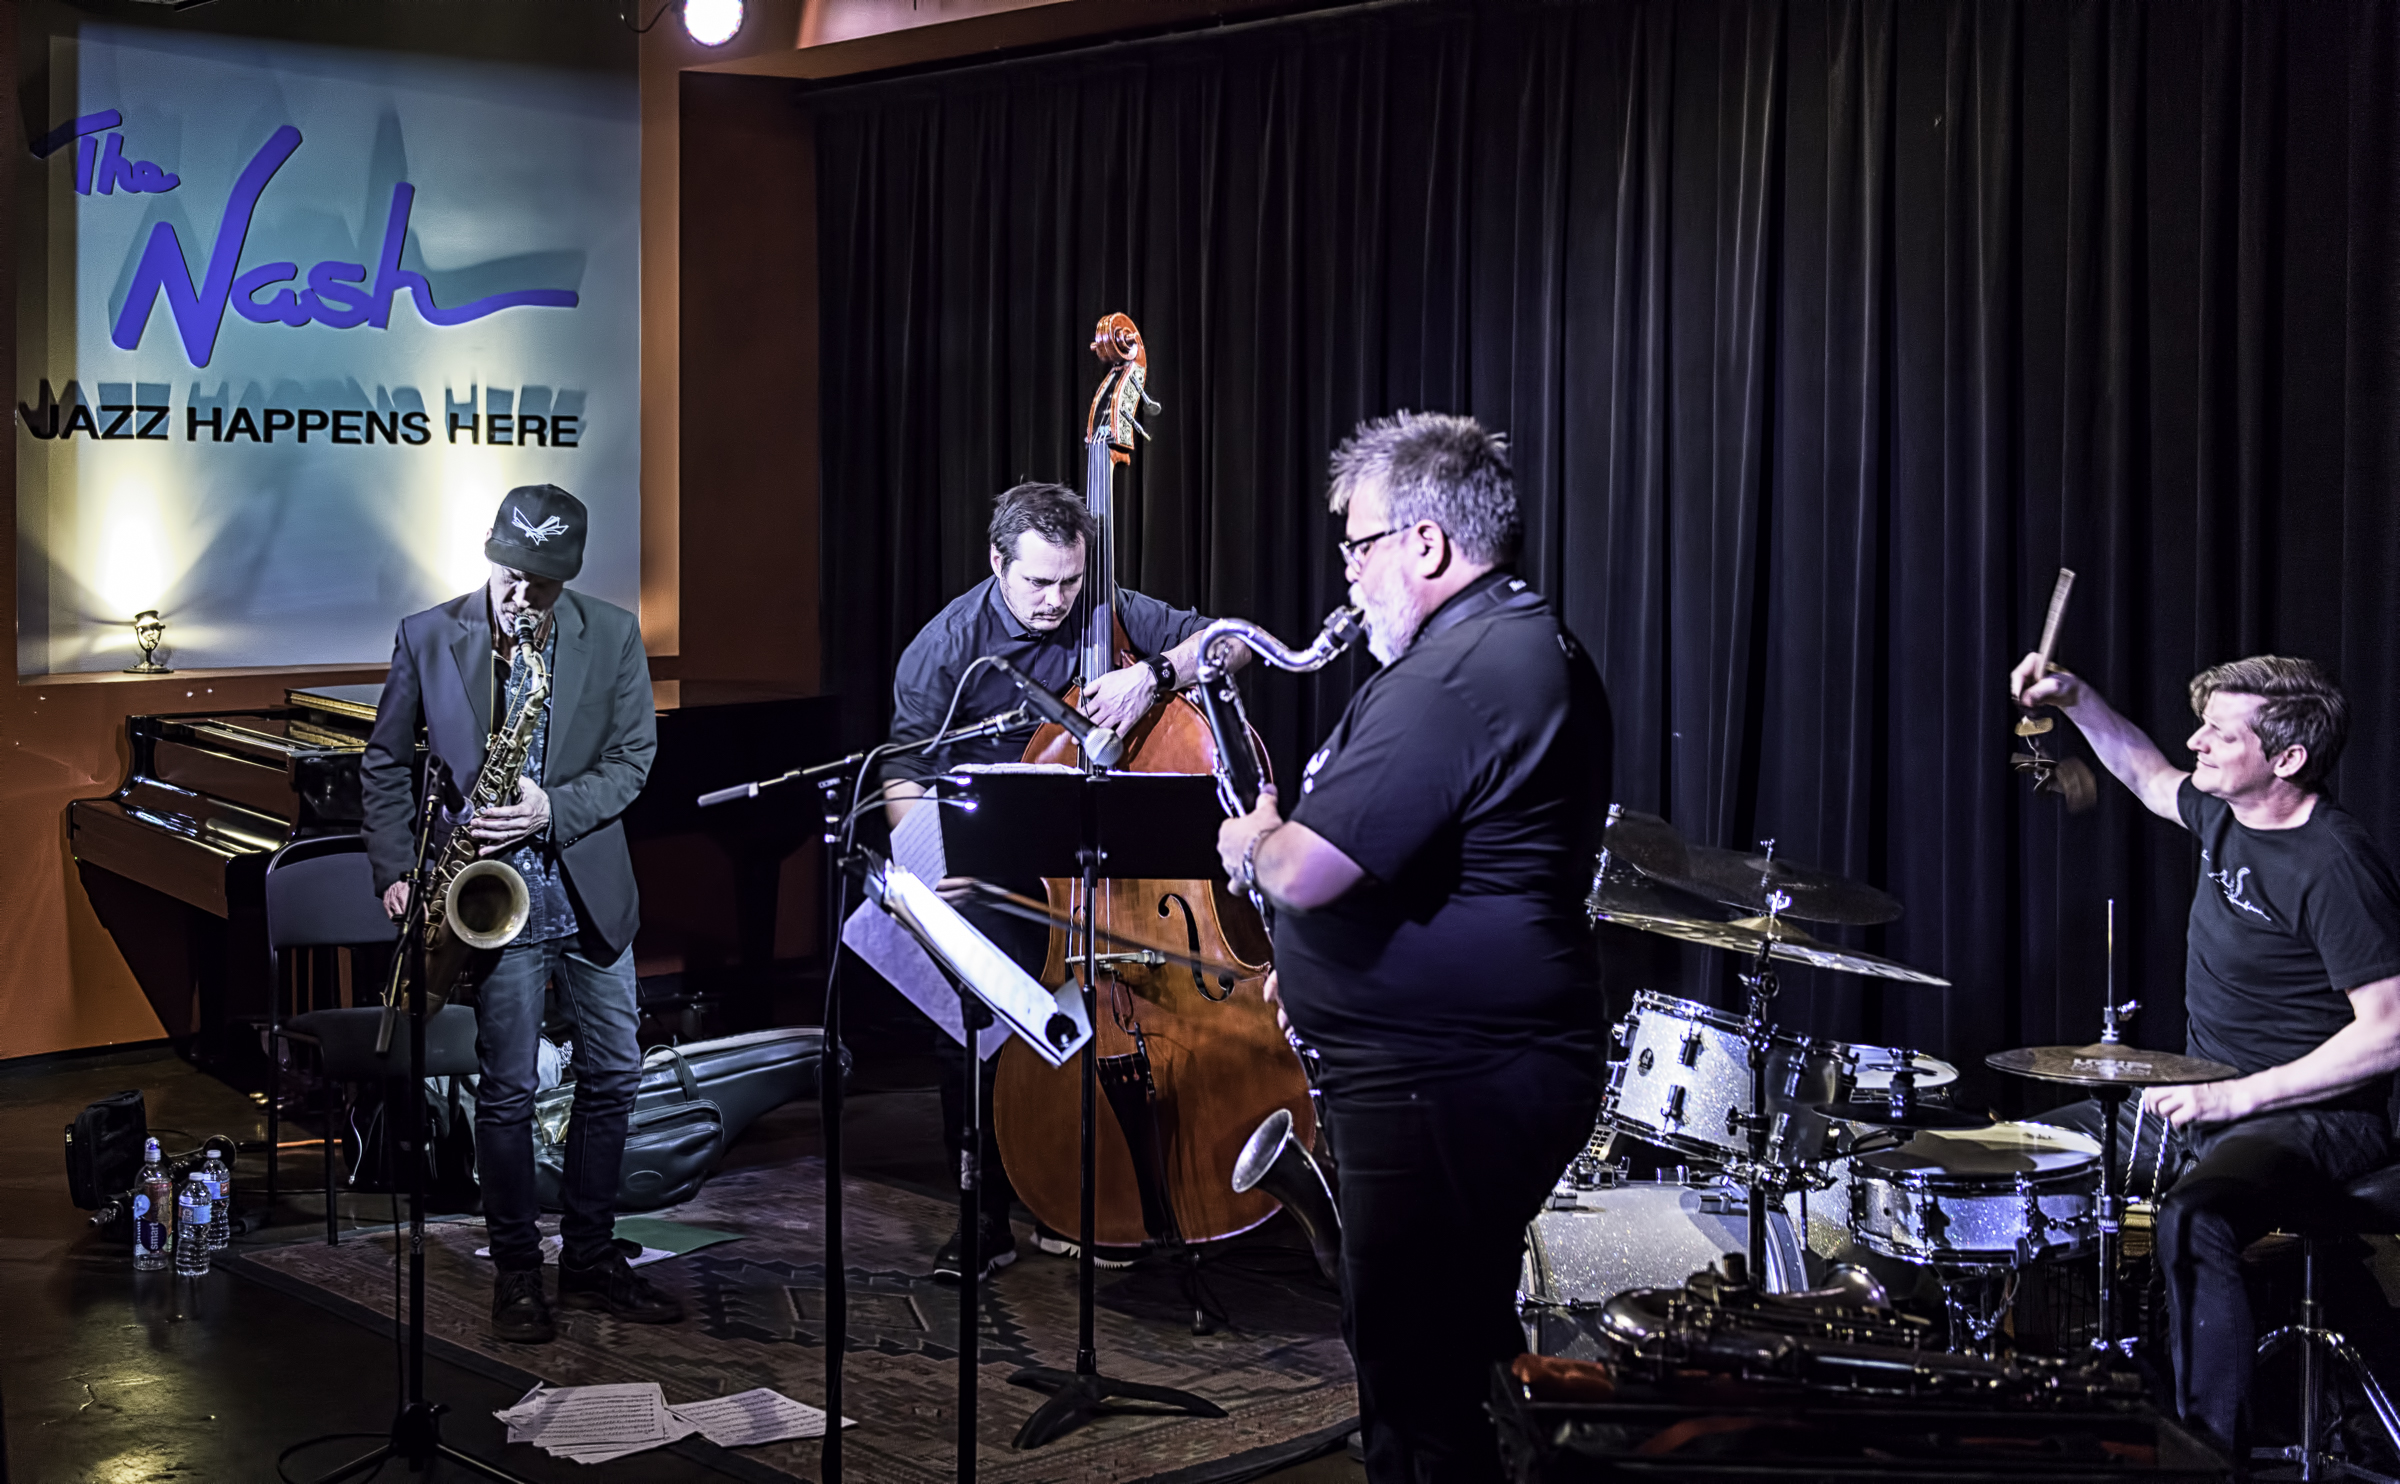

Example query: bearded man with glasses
[1217,412,1614,1483]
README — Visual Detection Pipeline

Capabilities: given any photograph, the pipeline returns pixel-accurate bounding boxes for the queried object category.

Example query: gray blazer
[361,588,657,961]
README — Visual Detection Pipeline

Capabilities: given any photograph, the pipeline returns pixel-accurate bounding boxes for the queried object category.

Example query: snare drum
[1602,991,1845,1176]
[1839,1046,1960,1099]
[1849,1122,2099,1267]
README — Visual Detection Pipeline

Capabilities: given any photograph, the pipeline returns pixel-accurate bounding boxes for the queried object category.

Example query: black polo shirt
[2178,780,2400,1113]
[1276,571,1613,1096]
[882,576,1206,785]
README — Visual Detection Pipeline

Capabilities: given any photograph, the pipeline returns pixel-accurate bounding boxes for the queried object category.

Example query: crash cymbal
[1811,1100,1991,1131]
[1600,807,1697,886]
[1984,1043,2238,1087]
[1683,846,1904,926]
[1585,890,1951,986]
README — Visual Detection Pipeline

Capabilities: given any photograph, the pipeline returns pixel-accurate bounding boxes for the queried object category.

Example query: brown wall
[0,0,1267,1061]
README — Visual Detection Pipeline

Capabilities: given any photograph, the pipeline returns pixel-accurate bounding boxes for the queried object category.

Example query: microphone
[991,659,1125,768]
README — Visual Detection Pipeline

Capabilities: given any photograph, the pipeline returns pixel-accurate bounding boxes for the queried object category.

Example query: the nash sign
[16,26,639,675]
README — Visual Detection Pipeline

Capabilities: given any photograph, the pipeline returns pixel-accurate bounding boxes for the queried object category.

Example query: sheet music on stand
[841,854,1089,1068]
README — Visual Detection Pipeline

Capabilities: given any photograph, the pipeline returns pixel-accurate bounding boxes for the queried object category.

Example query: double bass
[991,315,1315,1249]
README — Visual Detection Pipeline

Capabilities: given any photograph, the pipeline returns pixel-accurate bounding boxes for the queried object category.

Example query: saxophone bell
[444,857,532,949]
[1231,1106,1342,1288]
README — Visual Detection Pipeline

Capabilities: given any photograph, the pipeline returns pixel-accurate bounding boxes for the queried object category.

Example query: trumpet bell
[444,858,531,949]
[1232,1107,1343,1288]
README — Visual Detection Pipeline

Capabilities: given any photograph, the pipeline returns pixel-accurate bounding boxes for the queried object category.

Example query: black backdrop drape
[812,0,2400,1110]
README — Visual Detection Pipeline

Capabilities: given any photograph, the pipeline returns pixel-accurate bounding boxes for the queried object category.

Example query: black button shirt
[1278,570,1614,1096]
[883,577,1206,785]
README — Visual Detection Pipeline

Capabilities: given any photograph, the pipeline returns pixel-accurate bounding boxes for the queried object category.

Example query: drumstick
[2015,568,2077,737]
[2033,567,2076,675]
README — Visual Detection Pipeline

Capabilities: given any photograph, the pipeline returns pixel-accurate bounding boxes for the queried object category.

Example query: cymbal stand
[2092,899,2139,1355]
[1732,849,1794,1285]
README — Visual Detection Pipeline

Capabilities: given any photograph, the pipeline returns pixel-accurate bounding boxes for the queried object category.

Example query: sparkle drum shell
[1520,1179,1806,1358]
[1602,991,1845,1176]
[1849,1122,2100,1267]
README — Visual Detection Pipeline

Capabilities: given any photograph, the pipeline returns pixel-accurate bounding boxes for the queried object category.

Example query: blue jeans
[471,936,640,1272]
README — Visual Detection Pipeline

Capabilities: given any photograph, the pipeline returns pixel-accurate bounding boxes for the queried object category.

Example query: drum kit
[1521,805,2237,1361]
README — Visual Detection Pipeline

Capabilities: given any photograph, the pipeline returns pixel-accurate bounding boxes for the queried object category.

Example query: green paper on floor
[611,1216,742,1257]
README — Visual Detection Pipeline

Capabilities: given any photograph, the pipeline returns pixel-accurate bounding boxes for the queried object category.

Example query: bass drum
[1520,1179,1806,1360]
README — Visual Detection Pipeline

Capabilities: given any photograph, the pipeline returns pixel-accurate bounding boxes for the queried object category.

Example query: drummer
[2011,652,2400,1459]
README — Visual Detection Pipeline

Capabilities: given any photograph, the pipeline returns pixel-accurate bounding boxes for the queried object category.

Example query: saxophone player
[362,485,682,1344]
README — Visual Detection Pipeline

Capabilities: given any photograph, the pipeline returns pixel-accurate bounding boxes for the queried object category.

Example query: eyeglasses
[1337,524,1407,567]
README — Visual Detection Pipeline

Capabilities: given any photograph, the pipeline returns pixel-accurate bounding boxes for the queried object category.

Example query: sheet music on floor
[674,1387,855,1447]
[495,1381,697,1464]
[496,1382,855,1462]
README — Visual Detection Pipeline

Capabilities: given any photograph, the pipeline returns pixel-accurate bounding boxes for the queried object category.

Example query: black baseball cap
[485,484,587,581]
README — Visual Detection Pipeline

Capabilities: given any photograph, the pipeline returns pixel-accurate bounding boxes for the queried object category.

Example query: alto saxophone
[389,613,547,1013]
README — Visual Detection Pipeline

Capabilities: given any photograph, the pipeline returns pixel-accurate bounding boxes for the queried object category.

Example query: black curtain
[813,0,2400,1108]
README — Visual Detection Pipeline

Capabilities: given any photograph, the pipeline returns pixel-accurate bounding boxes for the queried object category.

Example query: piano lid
[288,682,383,723]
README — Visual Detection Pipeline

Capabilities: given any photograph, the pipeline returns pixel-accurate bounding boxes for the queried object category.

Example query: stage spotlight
[683,0,743,46]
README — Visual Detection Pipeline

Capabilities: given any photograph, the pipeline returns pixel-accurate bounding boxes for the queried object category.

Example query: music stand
[934,767,1229,1447]
[849,855,1091,1483]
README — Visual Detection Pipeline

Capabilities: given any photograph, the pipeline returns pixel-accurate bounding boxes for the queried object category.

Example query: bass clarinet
[1191,604,1366,1288]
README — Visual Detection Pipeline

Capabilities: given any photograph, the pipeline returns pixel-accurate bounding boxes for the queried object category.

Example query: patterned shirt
[491,625,576,943]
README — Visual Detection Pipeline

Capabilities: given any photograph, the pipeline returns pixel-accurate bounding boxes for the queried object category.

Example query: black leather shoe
[558,1246,684,1324]
[492,1268,555,1344]
[931,1221,1017,1283]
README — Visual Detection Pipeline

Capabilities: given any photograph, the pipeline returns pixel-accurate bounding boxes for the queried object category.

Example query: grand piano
[70,681,838,1072]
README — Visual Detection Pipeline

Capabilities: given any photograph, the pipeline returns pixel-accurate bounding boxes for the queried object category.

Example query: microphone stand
[699,705,1030,1484]
[303,763,531,1484]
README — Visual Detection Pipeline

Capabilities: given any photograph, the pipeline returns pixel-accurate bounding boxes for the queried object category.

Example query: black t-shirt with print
[1275,571,1614,1097]
[2178,779,2400,1112]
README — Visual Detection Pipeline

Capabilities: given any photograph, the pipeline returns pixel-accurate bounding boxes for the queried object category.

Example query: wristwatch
[1145,652,1178,693]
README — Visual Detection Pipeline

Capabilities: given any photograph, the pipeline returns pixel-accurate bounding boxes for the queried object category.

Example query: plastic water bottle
[132,1138,170,1271]
[201,1146,232,1251]
[175,1174,212,1276]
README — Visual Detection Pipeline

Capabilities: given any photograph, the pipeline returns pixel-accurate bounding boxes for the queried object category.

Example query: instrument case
[64,1088,147,1210]
[532,1026,840,1212]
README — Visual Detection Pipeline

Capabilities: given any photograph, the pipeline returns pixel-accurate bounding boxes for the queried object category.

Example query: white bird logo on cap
[512,508,569,546]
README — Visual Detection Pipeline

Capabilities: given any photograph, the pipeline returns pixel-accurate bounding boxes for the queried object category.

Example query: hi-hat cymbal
[1683,846,1904,926]
[1600,807,1696,886]
[1585,886,1950,986]
[1811,1100,1991,1131]
[1984,1043,2238,1087]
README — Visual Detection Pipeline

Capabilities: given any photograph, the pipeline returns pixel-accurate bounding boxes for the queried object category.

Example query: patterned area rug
[235,1160,1355,1483]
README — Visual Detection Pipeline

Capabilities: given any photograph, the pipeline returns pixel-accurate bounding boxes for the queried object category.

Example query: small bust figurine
[126,609,172,674]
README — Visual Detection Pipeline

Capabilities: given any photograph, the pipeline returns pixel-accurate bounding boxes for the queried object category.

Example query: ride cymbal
[1984,1043,2238,1087]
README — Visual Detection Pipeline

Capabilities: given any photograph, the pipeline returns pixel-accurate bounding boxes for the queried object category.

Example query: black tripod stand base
[1005,1367,1227,1449]
[303,1401,537,1484]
